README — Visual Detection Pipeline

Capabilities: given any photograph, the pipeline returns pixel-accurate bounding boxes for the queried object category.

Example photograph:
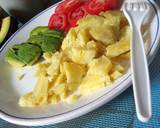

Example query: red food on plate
[105,0,119,10]
[48,0,120,32]
[55,0,82,13]
[64,24,71,32]
[84,0,107,15]
[68,4,88,27]
[85,0,119,15]
[48,13,67,30]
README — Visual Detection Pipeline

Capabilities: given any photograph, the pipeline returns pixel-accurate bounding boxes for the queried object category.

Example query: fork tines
[125,1,148,11]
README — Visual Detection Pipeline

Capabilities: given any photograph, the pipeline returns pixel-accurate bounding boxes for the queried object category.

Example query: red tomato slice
[64,25,71,32]
[68,4,88,27]
[105,0,119,10]
[85,0,107,15]
[55,0,82,13]
[48,13,67,30]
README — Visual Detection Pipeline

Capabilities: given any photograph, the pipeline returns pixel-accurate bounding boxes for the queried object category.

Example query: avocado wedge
[30,26,49,37]
[5,48,25,67]
[0,17,11,43]
[16,43,42,65]
[5,43,42,67]
[28,28,64,53]
[5,26,64,68]
[28,35,62,52]
[30,26,64,38]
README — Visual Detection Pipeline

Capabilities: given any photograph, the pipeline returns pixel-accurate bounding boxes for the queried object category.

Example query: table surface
[0,0,160,128]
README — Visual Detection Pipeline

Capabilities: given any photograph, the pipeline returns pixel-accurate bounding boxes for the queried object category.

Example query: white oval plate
[0,0,160,126]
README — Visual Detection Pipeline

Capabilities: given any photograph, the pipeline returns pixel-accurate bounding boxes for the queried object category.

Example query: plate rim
[0,0,160,126]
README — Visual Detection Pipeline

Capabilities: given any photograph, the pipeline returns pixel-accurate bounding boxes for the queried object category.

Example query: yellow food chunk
[69,47,96,65]
[55,73,66,85]
[111,52,130,64]
[47,52,61,79]
[100,10,128,28]
[114,64,125,73]
[51,83,66,95]
[48,94,60,104]
[86,40,97,48]
[61,28,77,50]
[88,56,113,76]
[67,95,81,102]
[120,26,130,41]
[111,52,130,71]
[100,11,125,40]
[60,90,68,100]
[19,76,49,107]
[89,25,116,45]
[101,11,121,26]
[63,62,86,83]
[95,42,106,57]
[67,40,97,65]
[67,82,80,92]
[35,63,48,77]
[78,15,104,29]
[106,40,130,57]
[49,72,66,94]
[32,76,49,105]
[43,52,54,63]
[119,52,130,60]
[80,75,108,96]
[78,14,117,45]
[76,29,90,45]
[106,75,112,85]
[19,92,35,107]
[110,70,123,80]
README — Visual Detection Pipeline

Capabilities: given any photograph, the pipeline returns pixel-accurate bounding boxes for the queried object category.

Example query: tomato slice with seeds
[48,13,67,30]
[85,0,107,15]
[68,4,88,27]
[55,0,82,13]
[85,0,119,15]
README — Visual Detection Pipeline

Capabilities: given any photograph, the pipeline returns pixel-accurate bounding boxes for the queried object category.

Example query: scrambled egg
[19,11,130,107]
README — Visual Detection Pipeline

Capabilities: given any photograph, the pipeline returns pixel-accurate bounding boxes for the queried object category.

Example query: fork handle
[131,24,152,122]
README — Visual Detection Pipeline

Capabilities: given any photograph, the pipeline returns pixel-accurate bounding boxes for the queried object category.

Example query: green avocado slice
[5,43,42,67]
[0,17,11,43]
[41,37,61,52]
[28,35,62,52]
[30,26,49,37]
[16,43,42,65]
[42,29,64,39]
[27,35,45,46]
[5,48,25,67]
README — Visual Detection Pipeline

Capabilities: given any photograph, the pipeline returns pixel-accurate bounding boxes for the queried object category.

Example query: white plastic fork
[123,1,152,122]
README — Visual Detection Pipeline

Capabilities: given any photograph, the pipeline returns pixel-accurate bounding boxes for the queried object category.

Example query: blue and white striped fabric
[0,0,160,127]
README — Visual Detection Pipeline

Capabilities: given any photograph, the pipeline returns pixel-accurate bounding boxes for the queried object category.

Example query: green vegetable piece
[42,29,64,39]
[17,43,42,65]
[0,17,11,44]
[5,26,65,67]
[28,27,64,53]
[28,35,44,46]
[5,48,25,67]
[41,37,61,52]
[30,26,49,37]
[28,35,62,52]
